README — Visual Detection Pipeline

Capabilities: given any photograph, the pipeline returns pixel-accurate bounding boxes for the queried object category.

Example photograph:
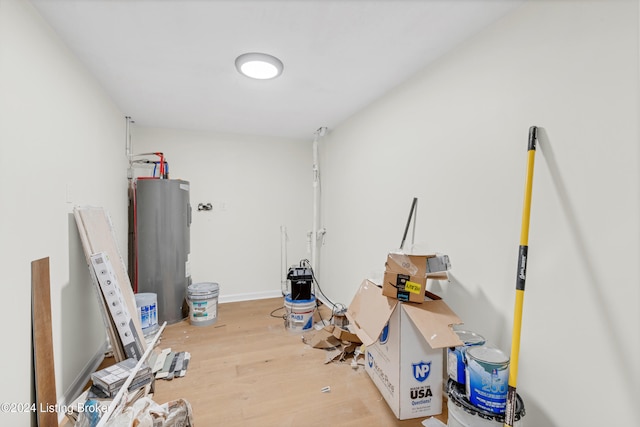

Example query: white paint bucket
[187,282,219,327]
[447,330,485,385]
[447,380,525,427]
[465,346,510,414]
[284,294,316,333]
[135,293,159,336]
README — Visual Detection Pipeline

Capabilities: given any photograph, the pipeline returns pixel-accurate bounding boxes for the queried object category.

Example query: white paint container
[187,282,219,327]
[447,330,485,385]
[284,294,316,332]
[447,380,525,427]
[135,292,159,336]
[465,346,510,414]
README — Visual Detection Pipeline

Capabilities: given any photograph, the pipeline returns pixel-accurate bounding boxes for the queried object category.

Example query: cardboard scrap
[324,348,343,364]
[302,323,364,365]
[332,326,362,344]
[325,342,360,364]
[303,327,341,349]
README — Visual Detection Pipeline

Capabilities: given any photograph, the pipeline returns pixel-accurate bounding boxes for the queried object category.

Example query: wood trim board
[32,257,58,427]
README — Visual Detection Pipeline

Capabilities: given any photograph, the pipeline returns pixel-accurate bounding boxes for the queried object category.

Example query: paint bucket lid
[467,345,509,365]
[134,292,157,306]
[284,294,316,304]
[454,330,485,347]
[447,379,525,422]
[188,282,219,298]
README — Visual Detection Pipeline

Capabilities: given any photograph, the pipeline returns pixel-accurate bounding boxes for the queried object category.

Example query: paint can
[284,294,316,333]
[187,282,219,327]
[447,379,525,427]
[135,292,159,336]
[447,330,485,385]
[465,345,510,414]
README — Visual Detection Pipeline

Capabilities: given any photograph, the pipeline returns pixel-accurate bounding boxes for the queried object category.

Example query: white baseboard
[218,290,336,308]
[57,340,108,424]
[219,289,283,304]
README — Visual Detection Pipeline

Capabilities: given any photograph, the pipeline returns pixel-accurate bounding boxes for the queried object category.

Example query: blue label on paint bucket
[447,347,466,384]
[284,294,316,332]
[139,303,157,329]
[447,330,485,385]
[465,346,509,414]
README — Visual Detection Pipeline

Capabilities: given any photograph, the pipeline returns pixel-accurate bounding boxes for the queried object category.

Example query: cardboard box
[347,279,462,420]
[382,253,450,303]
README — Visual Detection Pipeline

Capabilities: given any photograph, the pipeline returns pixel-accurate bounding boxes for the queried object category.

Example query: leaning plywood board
[32,257,58,427]
[75,209,129,361]
[74,206,146,357]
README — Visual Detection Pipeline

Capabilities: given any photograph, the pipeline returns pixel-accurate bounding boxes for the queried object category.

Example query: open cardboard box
[382,253,450,303]
[347,279,462,420]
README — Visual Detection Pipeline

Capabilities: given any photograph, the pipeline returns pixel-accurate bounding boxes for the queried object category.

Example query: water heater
[134,178,191,324]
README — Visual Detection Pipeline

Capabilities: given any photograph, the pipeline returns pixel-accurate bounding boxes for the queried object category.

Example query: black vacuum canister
[287,267,313,300]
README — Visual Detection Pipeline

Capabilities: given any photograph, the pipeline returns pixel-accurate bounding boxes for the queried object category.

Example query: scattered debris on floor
[302,324,364,365]
[152,349,191,380]
[70,207,195,426]
[422,417,447,427]
[71,396,194,427]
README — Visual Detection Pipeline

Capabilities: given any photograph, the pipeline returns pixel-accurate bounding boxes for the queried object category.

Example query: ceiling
[31,0,524,141]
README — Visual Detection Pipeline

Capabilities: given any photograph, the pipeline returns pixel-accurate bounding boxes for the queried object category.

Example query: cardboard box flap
[346,279,398,347]
[333,326,362,344]
[402,300,464,349]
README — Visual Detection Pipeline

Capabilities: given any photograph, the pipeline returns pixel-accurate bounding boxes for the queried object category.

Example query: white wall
[0,0,128,424]
[131,127,312,302]
[2,0,637,426]
[320,1,639,426]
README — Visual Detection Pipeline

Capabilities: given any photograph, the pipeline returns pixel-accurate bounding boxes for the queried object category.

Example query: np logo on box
[367,351,374,368]
[379,322,390,344]
[412,361,431,382]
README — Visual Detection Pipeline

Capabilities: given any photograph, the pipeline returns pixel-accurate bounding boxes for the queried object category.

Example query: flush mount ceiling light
[235,52,284,80]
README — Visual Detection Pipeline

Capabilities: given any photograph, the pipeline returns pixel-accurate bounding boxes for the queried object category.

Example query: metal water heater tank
[135,178,192,324]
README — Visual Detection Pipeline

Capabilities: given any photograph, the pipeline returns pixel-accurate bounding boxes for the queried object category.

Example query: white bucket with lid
[187,282,219,327]
[284,294,316,333]
[135,292,159,336]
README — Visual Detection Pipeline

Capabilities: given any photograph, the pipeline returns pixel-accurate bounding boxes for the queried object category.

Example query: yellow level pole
[504,126,537,427]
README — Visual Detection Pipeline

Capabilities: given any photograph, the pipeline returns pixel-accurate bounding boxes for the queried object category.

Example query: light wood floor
[150,297,448,427]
